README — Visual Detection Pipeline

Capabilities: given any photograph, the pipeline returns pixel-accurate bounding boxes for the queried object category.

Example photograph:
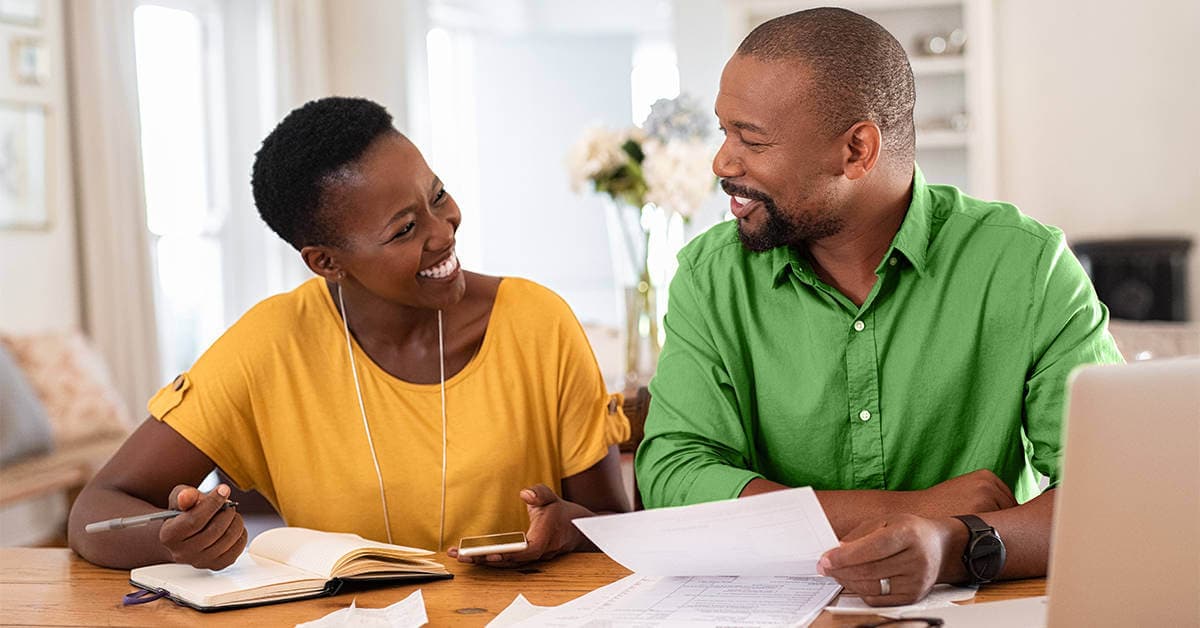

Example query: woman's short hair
[251,96,396,250]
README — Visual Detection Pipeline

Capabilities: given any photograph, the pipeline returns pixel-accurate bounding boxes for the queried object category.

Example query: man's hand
[158,484,247,571]
[910,469,1017,518]
[448,484,592,567]
[817,513,963,606]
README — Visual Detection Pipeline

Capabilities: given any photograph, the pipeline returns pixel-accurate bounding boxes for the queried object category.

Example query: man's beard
[722,180,843,252]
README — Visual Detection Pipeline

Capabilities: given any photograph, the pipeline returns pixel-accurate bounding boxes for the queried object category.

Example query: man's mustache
[720,179,773,206]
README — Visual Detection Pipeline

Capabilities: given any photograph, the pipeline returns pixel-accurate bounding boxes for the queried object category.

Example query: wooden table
[0,548,1045,626]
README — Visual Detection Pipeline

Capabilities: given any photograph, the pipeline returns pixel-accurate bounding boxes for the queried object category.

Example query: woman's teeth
[418,253,459,279]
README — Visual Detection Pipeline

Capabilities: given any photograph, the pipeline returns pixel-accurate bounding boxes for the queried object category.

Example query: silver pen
[85,500,238,533]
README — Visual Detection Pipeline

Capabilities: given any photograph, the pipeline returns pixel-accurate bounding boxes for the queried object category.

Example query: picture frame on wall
[0,101,49,230]
[0,0,42,26]
[10,37,47,85]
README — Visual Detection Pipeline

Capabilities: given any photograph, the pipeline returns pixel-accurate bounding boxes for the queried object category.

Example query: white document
[485,594,548,627]
[487,574,647,627]
[503,574,841,627]
[571,487,839,576]
[294,590,428,628]
[826,584,978,617]
[906,596,1048,628]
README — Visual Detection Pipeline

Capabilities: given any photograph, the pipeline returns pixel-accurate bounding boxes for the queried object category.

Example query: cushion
[0,331,134,448]
[0,343,54,465]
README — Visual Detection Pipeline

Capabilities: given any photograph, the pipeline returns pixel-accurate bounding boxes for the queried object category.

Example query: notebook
[129,527,452,611]
[906,357,1200,627]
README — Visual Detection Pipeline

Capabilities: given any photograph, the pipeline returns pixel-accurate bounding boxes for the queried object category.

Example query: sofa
[0,331,135,545]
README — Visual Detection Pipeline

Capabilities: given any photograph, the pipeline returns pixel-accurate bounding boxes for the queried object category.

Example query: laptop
[913,357,1200,627]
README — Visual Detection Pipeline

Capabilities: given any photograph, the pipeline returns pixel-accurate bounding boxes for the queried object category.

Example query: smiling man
[635,8,1122,605]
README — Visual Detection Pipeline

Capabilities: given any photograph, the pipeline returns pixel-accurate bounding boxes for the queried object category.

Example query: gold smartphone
[457,531,528,557]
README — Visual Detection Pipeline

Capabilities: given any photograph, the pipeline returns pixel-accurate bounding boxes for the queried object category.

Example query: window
[132,1,229,383]
[425,26,481,271]
[631,40,679,125]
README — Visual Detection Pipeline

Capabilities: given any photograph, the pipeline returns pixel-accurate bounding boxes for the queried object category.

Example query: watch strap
[953,514,1004,584]
[953,513,994,535]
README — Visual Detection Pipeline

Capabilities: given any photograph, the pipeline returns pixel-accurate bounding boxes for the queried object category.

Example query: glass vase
[623,274,660,389]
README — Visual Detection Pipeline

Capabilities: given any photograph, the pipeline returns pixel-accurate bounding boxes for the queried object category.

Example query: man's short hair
[251,96,397,251]
[737,7,916,164]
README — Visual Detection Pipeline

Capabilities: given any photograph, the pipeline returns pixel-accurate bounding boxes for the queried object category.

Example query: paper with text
[503,574,841,627]
[571,487,839,576]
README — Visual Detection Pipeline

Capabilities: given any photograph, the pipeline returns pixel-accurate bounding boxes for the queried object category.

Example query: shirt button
[859,409,872,421]
[889,257,898,267]
[853,320,865,332]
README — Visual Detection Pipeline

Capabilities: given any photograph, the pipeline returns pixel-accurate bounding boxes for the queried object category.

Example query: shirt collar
[770,246,805,286]
[770,164,932,286]
[888,164,931,276]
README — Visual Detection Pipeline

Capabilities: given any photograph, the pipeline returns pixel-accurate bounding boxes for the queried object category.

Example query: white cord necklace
[338,283,447,549]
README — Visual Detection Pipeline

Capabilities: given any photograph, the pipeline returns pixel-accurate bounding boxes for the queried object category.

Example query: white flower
[642,138,715,220]
[566,126,629,192]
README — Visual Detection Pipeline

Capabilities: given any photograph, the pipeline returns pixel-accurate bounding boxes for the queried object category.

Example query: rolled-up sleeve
[1024,234,1124,487]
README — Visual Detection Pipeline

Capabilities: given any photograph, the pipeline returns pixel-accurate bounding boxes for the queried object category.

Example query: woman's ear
[301,246,344,281]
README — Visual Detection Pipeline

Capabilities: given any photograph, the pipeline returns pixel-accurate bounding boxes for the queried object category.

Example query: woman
[68,97,630,570]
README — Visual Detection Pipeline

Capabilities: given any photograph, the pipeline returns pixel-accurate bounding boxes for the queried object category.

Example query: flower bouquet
[567,95,715,386]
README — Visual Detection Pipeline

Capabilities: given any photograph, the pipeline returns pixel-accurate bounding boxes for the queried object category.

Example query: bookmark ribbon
[123,588,168,605]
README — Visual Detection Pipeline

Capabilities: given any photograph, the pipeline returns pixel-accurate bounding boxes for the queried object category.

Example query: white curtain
[63,0,161,415]
[260,0,332,294]
[272,0,330,111]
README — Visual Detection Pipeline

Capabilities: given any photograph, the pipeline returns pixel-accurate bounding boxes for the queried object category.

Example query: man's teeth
[418,254,459,279]
[734,196,751,205]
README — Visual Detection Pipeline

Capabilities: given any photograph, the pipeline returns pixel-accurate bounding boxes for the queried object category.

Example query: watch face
[968,534,1007,581]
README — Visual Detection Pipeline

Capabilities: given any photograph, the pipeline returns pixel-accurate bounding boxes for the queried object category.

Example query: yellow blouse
[148,277,628,551]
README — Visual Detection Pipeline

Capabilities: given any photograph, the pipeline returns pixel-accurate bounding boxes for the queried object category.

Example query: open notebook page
[248,527,434,579]
[131,553,325,607]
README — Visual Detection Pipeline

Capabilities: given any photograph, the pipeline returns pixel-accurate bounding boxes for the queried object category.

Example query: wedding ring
[879,577,892,596]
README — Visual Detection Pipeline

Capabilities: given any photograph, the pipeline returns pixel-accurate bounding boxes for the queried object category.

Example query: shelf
[916,130,967,149]
[736,0,963,22]
[731,0,995,196]
[784,0,964,12]
[910,55,965,76]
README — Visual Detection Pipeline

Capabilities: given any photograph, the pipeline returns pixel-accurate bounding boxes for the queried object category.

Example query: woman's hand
[158,483,247,571]
[448,484,593,567]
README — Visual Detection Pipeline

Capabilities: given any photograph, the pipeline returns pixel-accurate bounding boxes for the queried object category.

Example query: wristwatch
[953,514,1006,584]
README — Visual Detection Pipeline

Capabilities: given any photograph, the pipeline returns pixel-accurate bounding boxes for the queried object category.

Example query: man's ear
[841,121,882,181]
[301,245,344,281]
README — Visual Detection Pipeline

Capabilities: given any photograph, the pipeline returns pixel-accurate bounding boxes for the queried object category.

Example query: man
[635,8,1122,606]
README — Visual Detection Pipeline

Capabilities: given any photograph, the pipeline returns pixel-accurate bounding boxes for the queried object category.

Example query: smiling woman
[66,97,632,571]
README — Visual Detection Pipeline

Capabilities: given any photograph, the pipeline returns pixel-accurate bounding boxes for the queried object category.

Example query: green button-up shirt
[636,167,1123,508]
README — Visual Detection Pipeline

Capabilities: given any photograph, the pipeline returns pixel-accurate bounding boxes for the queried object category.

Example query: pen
[84,501,238,533]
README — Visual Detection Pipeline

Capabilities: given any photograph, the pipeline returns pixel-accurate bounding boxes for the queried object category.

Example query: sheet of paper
[485,595,548,627]
[904,596,1048,628]
[294,590,428,628]
[486,575,644,627]
[825,584,978,617]
[571,487,839,576]
[505,575,841,627]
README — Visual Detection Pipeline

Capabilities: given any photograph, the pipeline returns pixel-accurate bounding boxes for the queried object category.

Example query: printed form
[501,574,841,627]
[491,488,843,627]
